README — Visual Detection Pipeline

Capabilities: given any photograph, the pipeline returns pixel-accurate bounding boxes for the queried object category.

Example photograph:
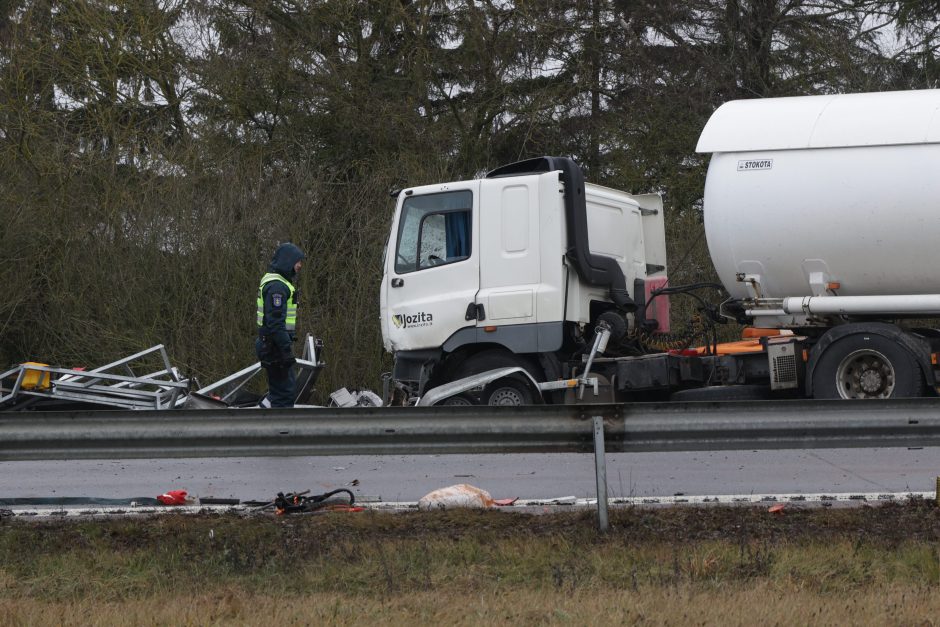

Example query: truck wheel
[447,350,542,405]
[440,393,474,406]
[812,334,926,399]
[482,377,535,406]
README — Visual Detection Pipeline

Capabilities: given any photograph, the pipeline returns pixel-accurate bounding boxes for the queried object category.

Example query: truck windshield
[395,190,472,274]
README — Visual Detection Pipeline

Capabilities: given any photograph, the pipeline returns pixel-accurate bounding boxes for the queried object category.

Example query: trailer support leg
[592,414,609,532]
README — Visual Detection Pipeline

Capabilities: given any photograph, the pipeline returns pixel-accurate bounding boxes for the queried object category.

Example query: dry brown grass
[4,584,940,626]
[2,503,940,624]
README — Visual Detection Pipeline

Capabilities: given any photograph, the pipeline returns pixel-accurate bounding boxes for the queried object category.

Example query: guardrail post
[592,414,609,532]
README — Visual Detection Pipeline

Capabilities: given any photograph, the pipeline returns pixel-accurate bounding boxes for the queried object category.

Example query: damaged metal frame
[0,345,188,410]
[0,335,326,411]
[194,335,325,407]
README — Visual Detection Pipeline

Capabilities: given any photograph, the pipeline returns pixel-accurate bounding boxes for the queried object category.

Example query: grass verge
[3,501,940,624]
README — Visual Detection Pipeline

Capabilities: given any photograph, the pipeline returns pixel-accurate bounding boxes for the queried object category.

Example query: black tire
[670,384,770,402]
[445,350,541,405]
[482,377,536,406]
[440,393,474,406]
[812,333,926,399]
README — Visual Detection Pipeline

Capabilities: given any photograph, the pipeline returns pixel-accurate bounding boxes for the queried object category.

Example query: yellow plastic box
[20,362,51,390]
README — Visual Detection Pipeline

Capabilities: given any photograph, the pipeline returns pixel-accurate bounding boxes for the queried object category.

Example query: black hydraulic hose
[635,282,728,354]
[274,488,357,514]
[308,488,356,506]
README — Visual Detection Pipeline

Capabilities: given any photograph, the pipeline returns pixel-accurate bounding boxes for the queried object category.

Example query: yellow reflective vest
[256,273,297,332]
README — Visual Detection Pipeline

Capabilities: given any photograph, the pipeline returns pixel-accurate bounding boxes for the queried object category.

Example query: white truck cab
[381,156,668,402]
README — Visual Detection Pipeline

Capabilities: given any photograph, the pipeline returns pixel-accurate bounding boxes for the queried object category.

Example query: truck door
[382,184,479,352]
[477,175,543,329]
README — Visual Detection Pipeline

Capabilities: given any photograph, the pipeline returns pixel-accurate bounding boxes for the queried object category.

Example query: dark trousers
[256,338,296,407]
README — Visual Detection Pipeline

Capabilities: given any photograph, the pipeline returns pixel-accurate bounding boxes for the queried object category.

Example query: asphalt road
[2,447,938,502]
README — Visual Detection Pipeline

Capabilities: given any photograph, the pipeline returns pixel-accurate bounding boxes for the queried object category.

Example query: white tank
[696,89,940,302]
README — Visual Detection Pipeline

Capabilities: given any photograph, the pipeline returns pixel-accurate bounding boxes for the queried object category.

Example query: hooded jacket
[257,243,305,355]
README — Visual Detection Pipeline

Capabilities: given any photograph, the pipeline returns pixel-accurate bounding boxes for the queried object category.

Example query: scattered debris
[328,387,384,408]
[180,392,229,410]
[529,496,577,506]
[157,490,191,506]
[247,488,361,515]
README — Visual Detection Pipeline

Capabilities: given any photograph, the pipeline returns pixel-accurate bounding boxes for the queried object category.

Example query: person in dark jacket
[256,242,305,407]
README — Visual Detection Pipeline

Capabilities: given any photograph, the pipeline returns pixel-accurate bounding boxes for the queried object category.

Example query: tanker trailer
[384,90,940,406]
[696,88,940,399]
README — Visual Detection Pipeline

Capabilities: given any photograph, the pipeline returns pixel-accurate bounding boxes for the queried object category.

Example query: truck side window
[395,190,472,274]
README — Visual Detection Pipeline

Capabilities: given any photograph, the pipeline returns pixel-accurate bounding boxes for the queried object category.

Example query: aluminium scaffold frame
[0,345,188,410]
[193,334,324,406]
[0,335,325,411]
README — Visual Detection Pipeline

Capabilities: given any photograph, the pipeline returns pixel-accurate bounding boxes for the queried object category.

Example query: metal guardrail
[5,398,940,532]
[3,398,940,462]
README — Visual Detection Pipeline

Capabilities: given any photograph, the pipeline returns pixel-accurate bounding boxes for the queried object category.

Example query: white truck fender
[416,367,542,407]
